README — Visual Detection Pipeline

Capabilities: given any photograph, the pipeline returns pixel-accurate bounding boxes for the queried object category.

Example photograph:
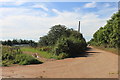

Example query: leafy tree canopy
[89,10,120,48]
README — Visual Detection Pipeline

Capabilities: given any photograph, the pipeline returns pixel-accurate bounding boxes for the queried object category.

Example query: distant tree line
[89,10,120,48]
[1,39,37,47]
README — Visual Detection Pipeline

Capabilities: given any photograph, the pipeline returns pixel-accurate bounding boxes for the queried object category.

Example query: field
[21,47,54,59]
[21,47,68,60]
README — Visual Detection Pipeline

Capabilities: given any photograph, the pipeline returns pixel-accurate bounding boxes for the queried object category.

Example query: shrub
[53,37,69,55]
[14,54,42,65]
[58,53,69,59]
[38,25,87,58]
[2,46,22,60]
[39,46,52,53]
[53,36,87,57]
[2,60,14,66]
[2,46,42,66]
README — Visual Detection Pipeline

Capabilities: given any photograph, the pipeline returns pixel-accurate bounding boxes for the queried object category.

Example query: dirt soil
[1,46,118,78]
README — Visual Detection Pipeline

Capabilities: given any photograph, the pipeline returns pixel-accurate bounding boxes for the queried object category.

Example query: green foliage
[48,25,67,45]
[39,24,87,57]
[89,11,120,48]
[2,46,42,66]
[57,53,69,59]
[2,46,22,60]
[39,46,52,53]
[2,60,14,66]
[21,47,56,59]
[53,35,87,56]
[39,36,49,46]
[21,47,68,60]
[1,39,37,47]
[14,54,41,65]
[39,25,67,46]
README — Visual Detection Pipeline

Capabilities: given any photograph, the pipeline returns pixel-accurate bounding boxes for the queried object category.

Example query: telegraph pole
[78,21,80,33]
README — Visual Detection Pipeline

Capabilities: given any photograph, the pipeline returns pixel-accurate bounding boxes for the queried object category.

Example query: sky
[0,1,118,42]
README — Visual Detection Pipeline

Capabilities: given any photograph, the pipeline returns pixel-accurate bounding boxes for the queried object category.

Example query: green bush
[38,24,87,58]
[53,36,87,57]
[2,46,42,66]
[2,46,22,60]
[2,60,14,66]
[14,54,42,65]
[58,53,69,59]
[39,46,52,53]
[53,37,69,55]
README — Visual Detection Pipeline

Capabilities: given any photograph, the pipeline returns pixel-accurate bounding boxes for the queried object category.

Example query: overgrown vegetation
[89,10,120,54]
[2,46,42,66]
[53,35,86,56]
[1,25,87,66]
[21,47,68,59]
[39,25,87,57]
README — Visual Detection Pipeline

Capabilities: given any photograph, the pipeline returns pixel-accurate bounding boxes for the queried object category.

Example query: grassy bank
[91,46,119,55]
[21,47,67,60]
[2,46,42,66]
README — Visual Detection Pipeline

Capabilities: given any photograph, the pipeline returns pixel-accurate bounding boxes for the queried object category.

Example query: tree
[89,10,120,48]
[39,25,67,46]
[53,32,87,56]
[39,24,87,56]
[39,35,49,46]
[1,39,37,47]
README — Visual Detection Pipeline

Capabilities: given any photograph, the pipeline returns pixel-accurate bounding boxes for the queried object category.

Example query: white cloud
[104,3,111,7]
[0,0,28,6]
[1,15,50,41]
[1,1,118,42]
[73,7,81,12]
[0,0,33,2]
[84,2,96,8]
[0,0,119,2]
[14,1,26,5]
[0,7,48,18]
[0,7,109,41]
[33,4,49,11]
[81,13,106,35]
[96,7,117,19]
[52,9,61,14]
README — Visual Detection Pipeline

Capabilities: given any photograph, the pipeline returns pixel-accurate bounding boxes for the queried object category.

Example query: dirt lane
[1,46,118,78]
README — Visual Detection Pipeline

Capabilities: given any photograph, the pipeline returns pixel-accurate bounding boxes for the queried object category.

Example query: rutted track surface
[1,46,118,78]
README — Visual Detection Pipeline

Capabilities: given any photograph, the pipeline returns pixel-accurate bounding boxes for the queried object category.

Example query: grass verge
[20,47,67,59]
[2,46,42,66]
[92,46,119,55]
